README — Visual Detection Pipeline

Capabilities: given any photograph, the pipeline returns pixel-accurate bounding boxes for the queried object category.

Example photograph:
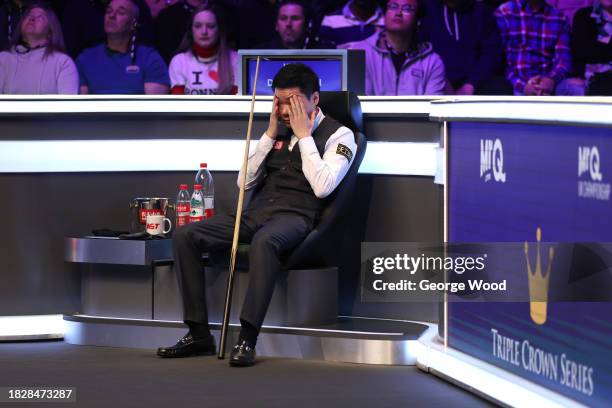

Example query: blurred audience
[62,0,154,59]
[146,0,179,18]
[257,0,335,49]
[570,0,612,94]
[319,0,384,48]
[169,2,236,94]
[0,0,609,96]
[495,0,572,95]
[76,0,168,94]
[0,0,32,51]
[155,0,206,64]
[0,2,78,94]
[345,0,446,95]
[226,0,277,49]
[547,0,593,26]
[420,0,510,95]
[309,0,346,36]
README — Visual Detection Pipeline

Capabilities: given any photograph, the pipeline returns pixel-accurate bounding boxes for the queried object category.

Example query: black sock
[238,319,259,346]
[186,320,211,340]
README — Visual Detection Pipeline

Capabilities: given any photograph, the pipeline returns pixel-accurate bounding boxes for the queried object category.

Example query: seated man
[495,0,572,95]
[344,0,446,95]
[257,0,336,49]
[63,0,154,59]
[76,0,169,94]
[157,63,357,367]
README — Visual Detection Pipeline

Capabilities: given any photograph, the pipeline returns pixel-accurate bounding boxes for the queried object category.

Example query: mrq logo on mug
[146,214,172,236]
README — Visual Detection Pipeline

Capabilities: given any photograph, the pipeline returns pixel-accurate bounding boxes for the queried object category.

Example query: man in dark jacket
[419,0,510,94]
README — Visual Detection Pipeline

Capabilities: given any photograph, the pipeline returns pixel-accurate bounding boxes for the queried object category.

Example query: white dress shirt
[237,109,357,198]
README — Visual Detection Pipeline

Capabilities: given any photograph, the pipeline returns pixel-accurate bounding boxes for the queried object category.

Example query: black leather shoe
[229,339,256,367]
[157,333,216,358]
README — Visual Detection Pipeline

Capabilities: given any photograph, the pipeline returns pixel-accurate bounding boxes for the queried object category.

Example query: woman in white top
[0,3,78,94]
[169,3,237,95]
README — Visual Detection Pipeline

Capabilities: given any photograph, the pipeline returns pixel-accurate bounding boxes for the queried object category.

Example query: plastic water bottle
[190,184,204,223]
[195,163,214,218]
[176,184,191,228]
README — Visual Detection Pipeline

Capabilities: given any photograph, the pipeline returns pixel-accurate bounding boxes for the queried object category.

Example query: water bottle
[195,163,214,218]
[190,184,204,223]
[176,184,191,228]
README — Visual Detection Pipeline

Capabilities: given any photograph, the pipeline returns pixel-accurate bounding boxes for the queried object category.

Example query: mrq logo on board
[578,145,610,201]
[480,139,506,183]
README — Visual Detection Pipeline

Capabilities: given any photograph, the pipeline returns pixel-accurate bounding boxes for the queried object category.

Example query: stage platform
[64,315,432,366]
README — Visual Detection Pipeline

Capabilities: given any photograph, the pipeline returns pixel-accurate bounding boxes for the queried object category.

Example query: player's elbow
[312,179,334,199]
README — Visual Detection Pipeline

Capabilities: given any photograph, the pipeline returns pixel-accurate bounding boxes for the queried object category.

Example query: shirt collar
[312,108,325,133]
[343,1,383,25]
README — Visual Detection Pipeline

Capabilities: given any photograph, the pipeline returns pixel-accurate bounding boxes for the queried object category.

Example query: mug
[146,214,172,236]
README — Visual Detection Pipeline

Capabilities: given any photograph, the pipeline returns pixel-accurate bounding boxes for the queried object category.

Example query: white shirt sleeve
[298,126,357,198]
[237,133,275,190]
[168,54,185,87]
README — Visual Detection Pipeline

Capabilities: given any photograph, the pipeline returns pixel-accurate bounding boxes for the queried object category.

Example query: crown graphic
[524,228,554,325]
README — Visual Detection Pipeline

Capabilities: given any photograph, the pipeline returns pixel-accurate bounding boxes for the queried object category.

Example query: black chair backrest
[285,91,366,269]
[318,91,363,134]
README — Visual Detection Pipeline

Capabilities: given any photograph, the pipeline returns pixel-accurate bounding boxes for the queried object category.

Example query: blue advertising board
[448,121,612,407]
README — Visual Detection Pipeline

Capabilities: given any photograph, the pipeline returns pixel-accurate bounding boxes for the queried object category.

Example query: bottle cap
[194,184,202,190]
[200,163,207,168]
[180,184,188,189]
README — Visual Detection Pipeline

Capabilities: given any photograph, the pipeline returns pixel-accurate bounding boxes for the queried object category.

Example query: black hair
[271,63,320,98]
[276,0,311,23]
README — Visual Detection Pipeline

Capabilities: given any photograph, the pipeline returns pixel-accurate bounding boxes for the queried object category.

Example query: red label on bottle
[177,214,190,227]
[190,216,204,223]
[176,203,190,213]
[139,209,162,224]
[204,208,214,218]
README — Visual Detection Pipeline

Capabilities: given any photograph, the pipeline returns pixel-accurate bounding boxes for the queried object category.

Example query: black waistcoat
[247,116,344,221]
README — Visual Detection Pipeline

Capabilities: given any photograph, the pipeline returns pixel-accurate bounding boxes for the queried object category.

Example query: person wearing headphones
[257,0,336,49]
[76,0,169,94]
[0,2,78,94]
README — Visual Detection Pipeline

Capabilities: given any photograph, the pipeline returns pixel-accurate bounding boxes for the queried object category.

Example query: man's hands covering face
[265,96,280,139]
[288,94,316,139]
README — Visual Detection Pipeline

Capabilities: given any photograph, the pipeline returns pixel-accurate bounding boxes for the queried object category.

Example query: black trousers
[172,208,311,331]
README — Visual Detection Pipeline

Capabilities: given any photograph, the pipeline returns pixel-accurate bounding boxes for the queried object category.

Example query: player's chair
[206,91,367,327]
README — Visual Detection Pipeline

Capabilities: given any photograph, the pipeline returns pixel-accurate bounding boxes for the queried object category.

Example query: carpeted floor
[0,340,495,408]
